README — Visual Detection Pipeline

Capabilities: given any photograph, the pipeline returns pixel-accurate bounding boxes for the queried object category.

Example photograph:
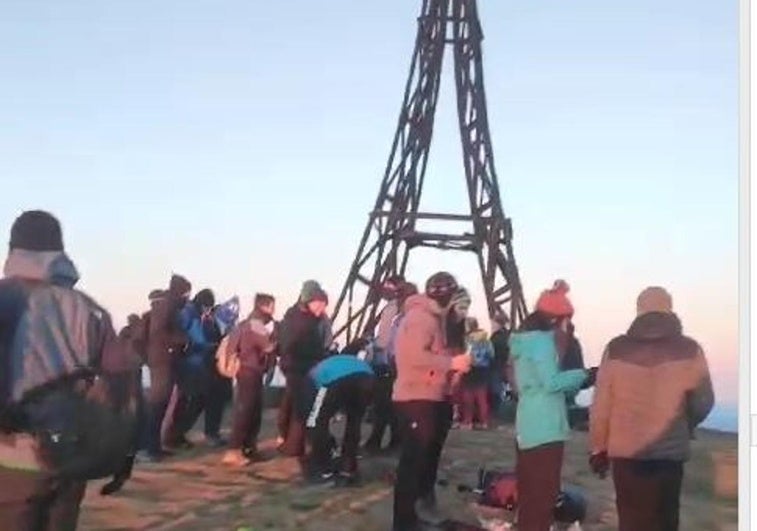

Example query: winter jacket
[309,354,374,388]
[509,330,587,450]
[146,275,190,367]
[392,294,453,402]
[0,249,124,471]
[279,304,326,376]
[228,312,275,374]
[590,312,714,461]
[375,300,399,351]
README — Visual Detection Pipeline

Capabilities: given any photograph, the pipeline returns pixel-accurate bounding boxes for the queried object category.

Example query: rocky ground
[79,411,738,531]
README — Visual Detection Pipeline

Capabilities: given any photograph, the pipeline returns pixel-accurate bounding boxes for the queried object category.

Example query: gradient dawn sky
[0,2,738,409]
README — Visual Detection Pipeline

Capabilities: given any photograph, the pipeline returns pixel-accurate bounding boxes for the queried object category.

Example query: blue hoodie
[508,330,586,450]
[309,354,374,388]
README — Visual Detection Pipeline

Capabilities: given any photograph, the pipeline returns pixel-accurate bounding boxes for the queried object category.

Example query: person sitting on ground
[222,293,277,466]
[459,317,495,430]
[297,353,375,487]
[589,287,714,531]
[508,280,597,531]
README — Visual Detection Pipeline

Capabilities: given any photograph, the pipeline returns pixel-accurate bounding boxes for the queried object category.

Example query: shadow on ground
[79,412,738,531]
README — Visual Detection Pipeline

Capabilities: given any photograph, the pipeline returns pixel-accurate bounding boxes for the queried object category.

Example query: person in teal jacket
[508,280,597,531]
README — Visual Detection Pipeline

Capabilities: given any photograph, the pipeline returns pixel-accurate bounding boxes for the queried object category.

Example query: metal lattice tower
[331,0,527,343]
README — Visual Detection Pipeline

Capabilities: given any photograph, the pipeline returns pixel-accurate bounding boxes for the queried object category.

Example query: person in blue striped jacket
[297,354,375,487]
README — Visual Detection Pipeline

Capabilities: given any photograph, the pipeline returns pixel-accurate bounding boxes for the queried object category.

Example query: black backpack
[5,280,138,482]
[17,371,138,481]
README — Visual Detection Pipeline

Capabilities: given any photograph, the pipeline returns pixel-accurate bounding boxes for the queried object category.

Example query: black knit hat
[9,210,64,252]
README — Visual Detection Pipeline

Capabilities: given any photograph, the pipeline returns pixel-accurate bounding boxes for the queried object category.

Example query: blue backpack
[469,339,493,368]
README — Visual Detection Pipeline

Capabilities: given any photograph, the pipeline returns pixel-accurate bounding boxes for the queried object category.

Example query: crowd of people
[0,210,715,531]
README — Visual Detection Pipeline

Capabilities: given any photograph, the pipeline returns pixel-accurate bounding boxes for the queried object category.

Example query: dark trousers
[277,378,294,441]
[144,363,177,455]
[0,468,86,531]
[278,373,307,456]
[300,375,373,475]
[230,370,264,450]
[364,372,399,448]
[392,400,453,531]
[167,366,232,442]
[516,441,564,531]
[460,384,490,425]
[612,458,684,531]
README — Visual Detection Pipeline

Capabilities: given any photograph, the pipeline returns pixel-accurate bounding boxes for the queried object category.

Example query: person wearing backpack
[221,293,277,466]
[0,211,138,530]
[459,318,495,430]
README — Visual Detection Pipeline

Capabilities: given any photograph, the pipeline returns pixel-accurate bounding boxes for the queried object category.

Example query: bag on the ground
[215,335,240,379]
[17,371,138,482]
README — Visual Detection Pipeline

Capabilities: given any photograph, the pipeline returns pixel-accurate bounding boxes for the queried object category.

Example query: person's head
[380,274,406,300]
[169,274,192,300]
[636,286,673,316]
[535,279,574,319]
[520,310,558,332]
[304,288,329,317]
[465,317,480,334]
[193,288,215,313]
[425,271,459,309]
[299,279,323,304]
[148,289,166,306]
[398,282,419,311]
[254,293,276,318]
[127,313,140,327]
[450,287,472,320]
[491,310,510,331]
[9,210,64,253]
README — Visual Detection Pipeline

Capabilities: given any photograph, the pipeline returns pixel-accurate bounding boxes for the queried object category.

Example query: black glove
[100,454,136,496]
[589,451,609,479]
[581,367,599,389]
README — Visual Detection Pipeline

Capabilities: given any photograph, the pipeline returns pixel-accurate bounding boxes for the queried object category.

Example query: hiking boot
[136,450,164,464]
[459,423,473,431]
[221,450,251,467]
[306,471,335,486]
[164,436,194,451]
[474,422,490,431]
[416,492,445,526]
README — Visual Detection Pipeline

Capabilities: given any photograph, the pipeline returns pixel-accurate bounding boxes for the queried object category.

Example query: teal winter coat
[509,330,586,450]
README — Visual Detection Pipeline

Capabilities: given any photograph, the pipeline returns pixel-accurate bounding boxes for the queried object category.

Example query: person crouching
[297,354,375,487]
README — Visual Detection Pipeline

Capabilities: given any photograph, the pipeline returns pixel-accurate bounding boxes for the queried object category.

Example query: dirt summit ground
[79,412,738,531]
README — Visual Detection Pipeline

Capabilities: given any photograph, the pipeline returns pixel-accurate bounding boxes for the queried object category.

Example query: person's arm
[532,340,587,393]
[589,349,613,454]
[687,348,715,428]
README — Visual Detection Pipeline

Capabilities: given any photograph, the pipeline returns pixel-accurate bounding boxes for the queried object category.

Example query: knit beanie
[535,279,574,318]
[636,286,673,315]
[299,280,323,303]
[9,210,64,252]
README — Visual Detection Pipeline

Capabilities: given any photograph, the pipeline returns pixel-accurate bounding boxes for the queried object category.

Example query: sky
[0,2,739,414]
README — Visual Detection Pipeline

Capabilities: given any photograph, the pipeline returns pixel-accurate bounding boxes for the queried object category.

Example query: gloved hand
[100,454,136,496]
[581,367,599,389]
[589,451,609,479]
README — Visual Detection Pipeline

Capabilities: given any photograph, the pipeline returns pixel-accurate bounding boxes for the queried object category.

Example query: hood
[169,274,191,297]
[508,330,555,360]
[468,329,489,343]
[403,293,444,316]
[3,249,80,288]
[627,311,682,340]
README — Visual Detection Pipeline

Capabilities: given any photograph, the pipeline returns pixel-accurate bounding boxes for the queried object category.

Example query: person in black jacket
[277,284,329,458]
[488,311,511,413]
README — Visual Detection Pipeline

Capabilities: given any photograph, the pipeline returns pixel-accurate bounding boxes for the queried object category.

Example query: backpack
[8,281,137,482]
[215,335,240,379]
[469,340,493,368]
